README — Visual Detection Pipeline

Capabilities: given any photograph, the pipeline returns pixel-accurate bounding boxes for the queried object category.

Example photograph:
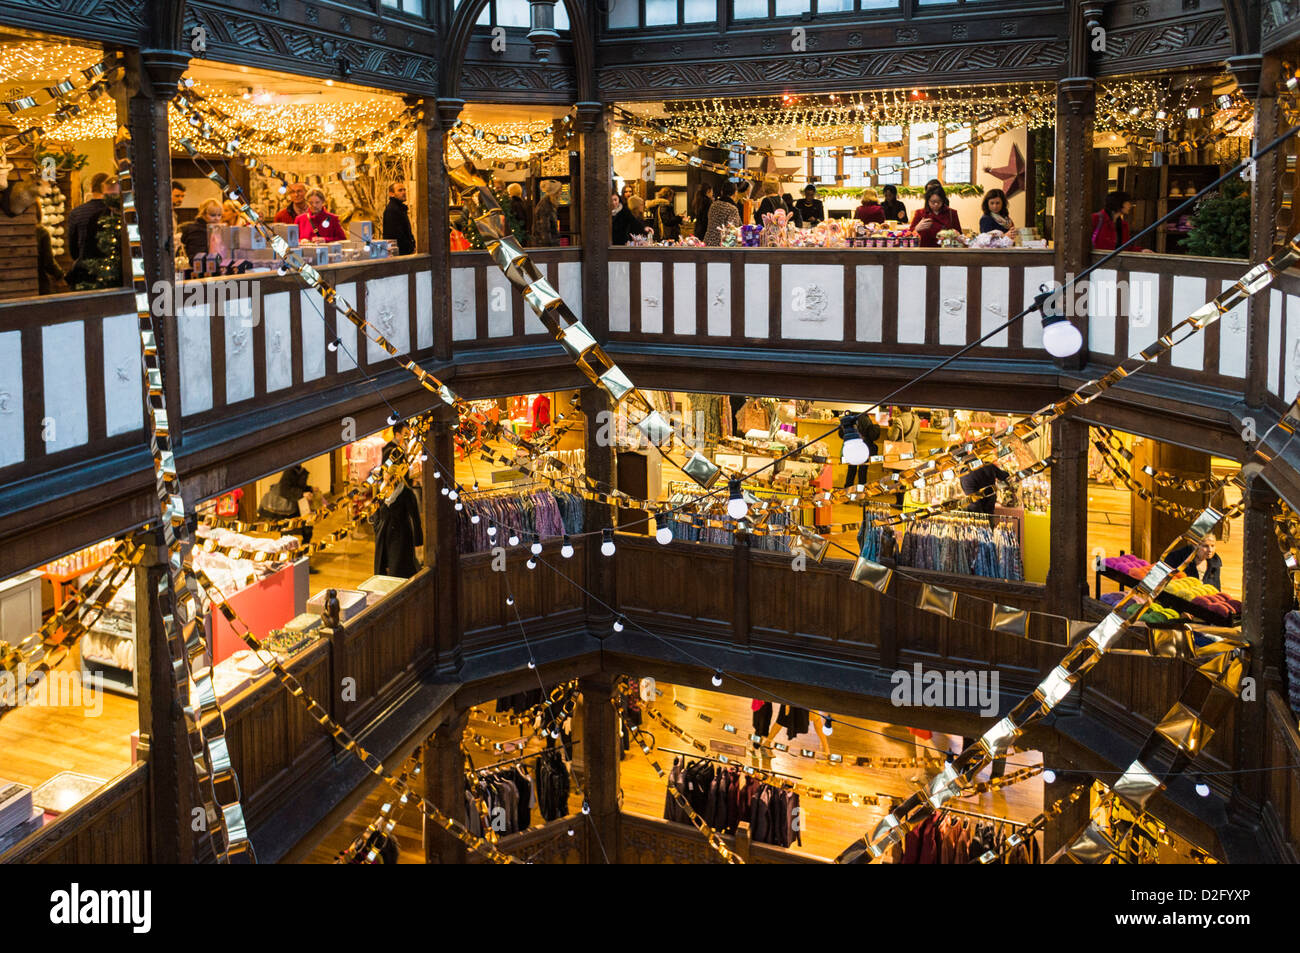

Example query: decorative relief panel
[1094,13,1229,64]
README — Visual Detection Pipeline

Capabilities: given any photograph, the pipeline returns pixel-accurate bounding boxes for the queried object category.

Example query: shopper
[66,171,116,263]
[909,186,962,247]
[880,184,908,224]
[179,199,222,261]
[621,183,634,208]
[1091,190,1143,251]
[754,177,784,225]
[959,461,1009,517]
[887,405,920,446]
[381,181,416,255]
[979,188,1015,234]
[275,181,310,224]
[844,412,882,489]
[259,464,317,553]
[370,427,424,579]
[646,186,682,241]
[612,193,646,245]
[691,183,714,240]
[220,200,246,226]
[532,179,561,246]
[854,187,885,225]
[794,184,825,226]
[734,179,754,225]
[1166,537,1223,589]
[704,179,740,246]
[296,188,347,242]
[504,182,531,242]
[171,181,186,234]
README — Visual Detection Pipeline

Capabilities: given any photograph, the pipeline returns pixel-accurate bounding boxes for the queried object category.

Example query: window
[497,0,530,27]
[609,0,718,27]
[459,0,570,29]
[734,0,899,15]
[944,126,972,184]
[842,153,871,187]
[381,0,424,13]
[775,0,812,13]
[810,147,837,186]
[908,122,939,186]
[875,125,903,184]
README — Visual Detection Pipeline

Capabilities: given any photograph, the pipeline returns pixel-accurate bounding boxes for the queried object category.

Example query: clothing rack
[462,481,545,499]
[659,746,803,781]
[938,803,1030,829]
[472,739,581,774]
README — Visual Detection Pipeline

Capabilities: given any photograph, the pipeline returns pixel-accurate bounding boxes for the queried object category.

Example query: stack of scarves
[1102,555,1240,618]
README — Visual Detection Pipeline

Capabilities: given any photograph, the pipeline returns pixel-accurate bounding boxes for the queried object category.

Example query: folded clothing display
[1099,590,1180,623]
[1102,556,1240,617]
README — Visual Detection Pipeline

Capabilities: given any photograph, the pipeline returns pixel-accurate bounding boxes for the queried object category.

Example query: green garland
[814,183,985,199]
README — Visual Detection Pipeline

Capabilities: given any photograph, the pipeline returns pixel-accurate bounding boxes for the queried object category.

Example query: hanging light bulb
[327,338,339,352]
[550,727,560,739]
[560,535,574,559]
[487,525,498,537]
[726,479,748,520]
[440,487,449,496]
[418,453,428,462]
[613,617,625,632]
[530,534,542,555]
[1042,768,1056,784]
[656,525,673,545]
[432,470,441,480]
[839,415,870,465]
[581,799,591,815]
[448,489,459,501]
[823,715,833,736]
[527,659,536,670]
[526,557,537,570]
[711,671,723,687]
[1035,285,1082,358]
[454,502,463,511]
[508,532,520,547]
[601,528,616,557]
[387,413,399,426]
[1195,776,1210,797]
[506,595,514,606]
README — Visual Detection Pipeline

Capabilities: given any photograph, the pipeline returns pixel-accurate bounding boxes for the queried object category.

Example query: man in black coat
[67,172,116,262]
[382,182,416,256]
[959,461,1009,517]
[370,426,424,577]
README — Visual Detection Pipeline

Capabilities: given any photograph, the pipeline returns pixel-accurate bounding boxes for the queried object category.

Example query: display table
[206,558,309,666]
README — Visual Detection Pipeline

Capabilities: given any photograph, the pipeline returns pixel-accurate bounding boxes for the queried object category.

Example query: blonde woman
[220,199,246,226]
[181,198,222,259]
[754,176,783,225]
[532,179,561,246]
[854,187,885,225]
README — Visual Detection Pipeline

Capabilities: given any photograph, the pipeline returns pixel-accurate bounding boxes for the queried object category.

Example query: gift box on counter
[348,220,373,242]
[272,223,300,245]
[359,575,406,599]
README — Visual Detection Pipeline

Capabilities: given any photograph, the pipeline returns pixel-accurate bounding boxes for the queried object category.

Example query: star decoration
[984,144,1026,197]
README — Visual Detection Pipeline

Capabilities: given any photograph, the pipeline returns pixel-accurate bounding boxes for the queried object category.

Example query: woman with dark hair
[909,186,962,248]
[1090,191,1143,250]
[647,186,682,241]
[691,183,714,241]
[879,184,908,224]
[979,188,1015,233]
[704,179,741,246]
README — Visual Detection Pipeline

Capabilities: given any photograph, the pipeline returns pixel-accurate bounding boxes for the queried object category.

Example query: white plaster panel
[938,265,967,346]
[451,269,477,342]
[176,299,212,414]
[366,274,412,359]
[300,290,326,382]
[1087,268,1117,356]
[0,331,21,468]
[102,313,143,437]
[223,298,255,405]
[855,264,883,343]
[673,261,696,336]
[1170,275,1207,371]
[416,269,433,350]
[608,261,630,332]
[335,282,358,371]
[897,264,927,343]
[709,262,732,337]
[1217,279,1247,379]
[263,291,293,392]
[780,264,843,341]
[640,261,663,334]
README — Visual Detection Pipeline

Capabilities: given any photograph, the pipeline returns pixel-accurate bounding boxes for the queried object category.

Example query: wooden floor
[304,680,1044,864]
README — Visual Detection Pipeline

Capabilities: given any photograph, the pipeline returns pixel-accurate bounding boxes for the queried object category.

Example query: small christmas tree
[1184,177,1251,259]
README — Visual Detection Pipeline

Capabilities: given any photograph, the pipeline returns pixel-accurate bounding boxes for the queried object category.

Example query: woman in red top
[909,186,962,247]
[1090,190,1144,251]
[295,188,348,242]
[854,187,886,225]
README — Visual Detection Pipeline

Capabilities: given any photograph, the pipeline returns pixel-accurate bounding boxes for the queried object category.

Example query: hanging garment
[752,700,773,738]
[775,705,810,740]
[531,393,552,432]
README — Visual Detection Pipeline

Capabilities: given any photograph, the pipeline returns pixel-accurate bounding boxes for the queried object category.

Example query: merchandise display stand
[1096,566,1241,626]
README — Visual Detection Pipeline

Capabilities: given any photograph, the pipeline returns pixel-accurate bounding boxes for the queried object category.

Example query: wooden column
[429,99,464,363]
[1054,75,1095,373]
[422,709,469,864]
[425,404,462,674]
[583,385,617,630]
[732,534,751,647]
[1041,770,1092,860]
[576,102,610,341]
[1232,475,1291,812]
[1130,439,1211,561]
[116,49,188,447]
[578,672,621,862]
[1046,417,1089,620]
[134,538,195,864]
[1234,53,1282,408]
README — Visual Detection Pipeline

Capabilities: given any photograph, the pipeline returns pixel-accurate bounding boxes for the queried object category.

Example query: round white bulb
[530,541,542,555]
[1041,769,1056,784]
[506,596,514,606]
[842,436,870,466]
[1195,780,1210,797]
[656,526,673,545]
[508,534,520,546]
[561,543,574,559]
[470,514,480,524]
[487,526,497,537]
[327,339,338,352]
[613,619,624,632]
[527,660,536,670]
[823,723,833,736]
[581,800,591,815]
[419,453,428,463]
[567,829,575,837]
[448,490,459,501]
[454,502,463,511]
[526,558,537,570]
[727,496,749,520]
[440,487,449,496]
[601,540,616,557]
[432,470,441,480]
[711,672,723,687]
[1042,320,1083,358]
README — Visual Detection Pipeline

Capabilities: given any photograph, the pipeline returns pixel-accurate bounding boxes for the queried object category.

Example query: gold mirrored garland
[116,127,256,864]
[1,56,115,116]
[335,750,421,864]
[1,59,121,147]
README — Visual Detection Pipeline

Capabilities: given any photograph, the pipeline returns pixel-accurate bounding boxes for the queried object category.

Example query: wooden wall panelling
[487,816,587,864]
[615,537,732,639]
[1263,692,1300,858]
[457,541,588,657]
